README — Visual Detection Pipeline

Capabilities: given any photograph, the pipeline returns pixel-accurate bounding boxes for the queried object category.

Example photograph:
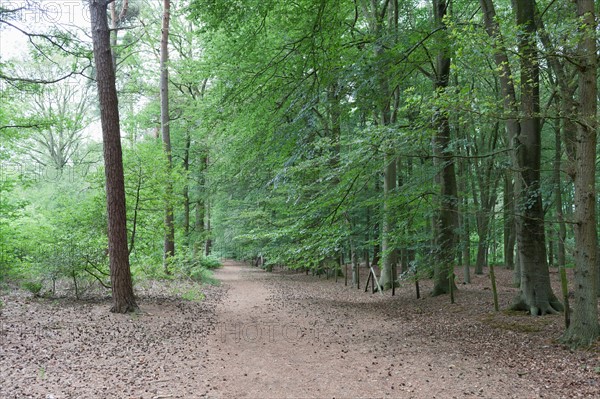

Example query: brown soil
[1,261,599,398]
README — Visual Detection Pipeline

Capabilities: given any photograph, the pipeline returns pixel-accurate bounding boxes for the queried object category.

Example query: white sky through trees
[0,1,91,59]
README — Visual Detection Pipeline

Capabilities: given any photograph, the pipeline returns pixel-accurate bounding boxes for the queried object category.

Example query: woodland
[0,0,599,380]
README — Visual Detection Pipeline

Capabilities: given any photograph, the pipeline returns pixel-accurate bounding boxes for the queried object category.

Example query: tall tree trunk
[480,0,561,314]
[160,0,175,272]
[431,0,458,297]
[510,0,561,314]
[562,0,599,347]
[90,0,137,313]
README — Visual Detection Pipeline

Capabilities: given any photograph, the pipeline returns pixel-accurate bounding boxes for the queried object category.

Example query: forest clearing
[1,260,598,398]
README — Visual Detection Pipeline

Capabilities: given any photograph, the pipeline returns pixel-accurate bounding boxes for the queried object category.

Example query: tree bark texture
[480,0,561,314]
[431,0,458,297]
[562,0,599,347]
[161,0,175,271]
[510,0,561,315]
[90,0,137,313]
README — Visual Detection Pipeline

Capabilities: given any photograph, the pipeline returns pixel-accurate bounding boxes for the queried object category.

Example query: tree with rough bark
[479,0,561,315]
[430,0,458,297]
[509,0,562,315]
[561,0,599,348]
[160,0,175,273]
[90,0,137,313]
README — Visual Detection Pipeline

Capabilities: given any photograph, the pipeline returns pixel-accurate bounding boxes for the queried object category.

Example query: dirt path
[201,261,593,399]
[1,261,597,398]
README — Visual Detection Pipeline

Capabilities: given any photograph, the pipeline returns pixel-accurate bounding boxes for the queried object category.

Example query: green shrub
[188,266,220,285]
[21,281,43,296]
[167,252,222,285]
[181,288,206,301]
[199,255,222,270]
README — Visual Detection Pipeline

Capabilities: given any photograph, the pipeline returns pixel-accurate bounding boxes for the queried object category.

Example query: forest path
[200,261,540,398]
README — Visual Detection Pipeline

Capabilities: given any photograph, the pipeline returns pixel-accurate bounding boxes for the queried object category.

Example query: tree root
[430,283,458,298]
[560,323,600,349]
[110,300,139,314]
[510,294,563,316]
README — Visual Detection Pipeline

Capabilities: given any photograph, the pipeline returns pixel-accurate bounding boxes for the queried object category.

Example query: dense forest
[1,0,599,349]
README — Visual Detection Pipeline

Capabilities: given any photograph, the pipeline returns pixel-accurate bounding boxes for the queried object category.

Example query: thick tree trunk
[510,0,561,315]
[431,0,458,297]
[481,0,560,313]
[562,0,599,347]
[160,0,175,272]
[90,0,137,313]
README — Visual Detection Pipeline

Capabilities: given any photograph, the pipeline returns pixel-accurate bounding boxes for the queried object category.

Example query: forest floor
[1,261,599,399]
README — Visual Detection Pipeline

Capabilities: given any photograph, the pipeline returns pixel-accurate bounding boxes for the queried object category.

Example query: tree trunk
[457,145,471,283]
[503,172,516,269]
[90,0,137,313]
[480,0,560,314]
[182,132,191,243]
[205,200,212,256]
[474,216,489,274]
[553,108,567,272]
[431,0,458,297]
[379,150,397,290]
[194,150,207,258]
[510,0,561,315]
[160,0,175,272]
[562,0,599,347]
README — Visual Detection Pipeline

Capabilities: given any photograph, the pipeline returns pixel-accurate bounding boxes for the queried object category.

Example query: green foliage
[188,268,220,286]
[180,287,206,302]
[21,281,43,296]
[164,250,221,286]
[199,255,222,270]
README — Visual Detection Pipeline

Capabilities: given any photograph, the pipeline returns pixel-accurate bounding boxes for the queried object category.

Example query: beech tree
[561,0,599,348]
[430,0,458,297]
[479,0,561,315]
[90,0,137,313]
